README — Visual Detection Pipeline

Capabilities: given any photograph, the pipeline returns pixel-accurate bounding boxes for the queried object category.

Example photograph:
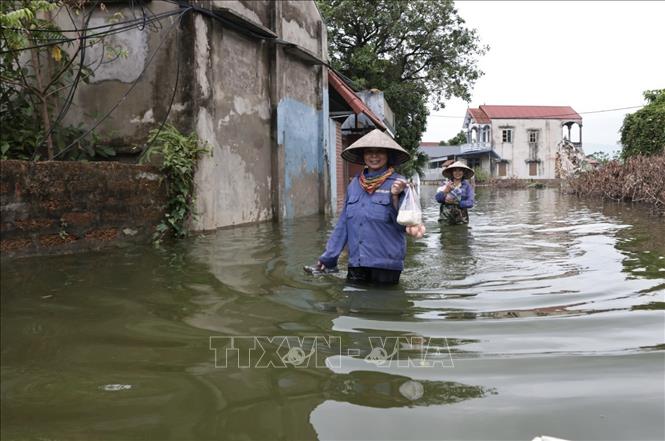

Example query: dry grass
[564,152,665,215]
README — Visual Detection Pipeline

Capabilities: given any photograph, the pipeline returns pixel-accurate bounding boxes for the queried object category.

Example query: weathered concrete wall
[56,0,329,231]
[492,119,561,179]
[192,0,328,228]
[190,10,273,230]
[0,160,166,258]
[57,1,183,149]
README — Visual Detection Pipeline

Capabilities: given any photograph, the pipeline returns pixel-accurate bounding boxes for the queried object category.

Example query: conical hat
[442,161,475,179]
[341,129,411,165]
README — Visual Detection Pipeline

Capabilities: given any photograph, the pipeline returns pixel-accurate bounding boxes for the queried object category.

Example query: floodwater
[1,187,664,441]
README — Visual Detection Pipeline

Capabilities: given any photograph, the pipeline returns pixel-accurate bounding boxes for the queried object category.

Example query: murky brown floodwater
[2,187,664,440]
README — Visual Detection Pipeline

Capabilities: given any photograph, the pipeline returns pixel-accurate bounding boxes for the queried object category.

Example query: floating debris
[101,384,132,392]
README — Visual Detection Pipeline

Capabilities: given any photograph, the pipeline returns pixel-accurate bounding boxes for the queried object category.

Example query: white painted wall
[491,119,564,179]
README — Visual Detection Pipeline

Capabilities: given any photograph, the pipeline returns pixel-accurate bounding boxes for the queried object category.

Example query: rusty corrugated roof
[328,71,386,130]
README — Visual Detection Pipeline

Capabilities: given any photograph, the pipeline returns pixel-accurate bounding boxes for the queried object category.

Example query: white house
[463,105,583,179]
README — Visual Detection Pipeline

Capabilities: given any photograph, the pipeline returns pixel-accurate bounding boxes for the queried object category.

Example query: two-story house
[462,105,583,179]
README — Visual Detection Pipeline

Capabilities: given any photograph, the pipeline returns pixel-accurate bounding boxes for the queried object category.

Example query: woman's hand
[391,179,407,195]
[445,194,457,204]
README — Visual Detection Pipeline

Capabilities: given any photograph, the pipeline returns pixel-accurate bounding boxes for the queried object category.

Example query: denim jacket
[319,170,407,271]
[435,179,474,209]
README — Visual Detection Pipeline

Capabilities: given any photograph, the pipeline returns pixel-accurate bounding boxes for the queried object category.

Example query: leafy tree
[620,89,665,159]
[587,151,619,166]
[439,130,467,146]
[0,0,118,160]
[317,0,487,177]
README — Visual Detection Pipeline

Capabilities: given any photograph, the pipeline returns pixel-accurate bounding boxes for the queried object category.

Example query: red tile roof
[467,108,490,124]
[328,71,386,130]
[479,105,581,121]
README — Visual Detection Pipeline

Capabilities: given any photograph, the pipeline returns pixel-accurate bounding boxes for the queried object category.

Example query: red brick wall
[335,122,345,212]
[1,160,167,258]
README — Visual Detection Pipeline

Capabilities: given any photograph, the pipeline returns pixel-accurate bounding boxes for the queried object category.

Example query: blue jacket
[319,169,407,271]
[435,179,474,209]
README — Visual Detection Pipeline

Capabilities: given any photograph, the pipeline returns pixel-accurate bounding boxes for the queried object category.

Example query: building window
[529,162,538,176]
[467,158,481,169]
[528,130,539,144]
[502,129,512,143]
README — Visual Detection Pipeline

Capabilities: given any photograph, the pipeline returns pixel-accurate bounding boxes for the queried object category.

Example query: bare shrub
[565,152,665,214]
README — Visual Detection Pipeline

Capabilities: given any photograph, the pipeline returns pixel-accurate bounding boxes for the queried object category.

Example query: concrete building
[464,105,583,179]
[57,0,331,230]
[422,105,583,181]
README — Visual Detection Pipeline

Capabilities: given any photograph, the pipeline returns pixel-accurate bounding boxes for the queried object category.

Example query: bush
[472,167,490,183]
[620,89,665,159]
[565,152,665,214]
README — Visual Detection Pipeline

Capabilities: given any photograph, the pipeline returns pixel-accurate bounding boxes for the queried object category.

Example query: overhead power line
[429,105,645,119]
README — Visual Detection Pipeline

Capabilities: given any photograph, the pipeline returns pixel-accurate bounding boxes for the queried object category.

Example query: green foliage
[140,125,209,242]
[587,151,619,166]
[439,130,467,146]
[397,149,428,179]
[620,89,665,159]
[317,0,487,177]
[0,0,119,160]
[472,166,489,183]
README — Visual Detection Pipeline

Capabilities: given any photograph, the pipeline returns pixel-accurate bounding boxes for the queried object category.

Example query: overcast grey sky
[422,1,665,154]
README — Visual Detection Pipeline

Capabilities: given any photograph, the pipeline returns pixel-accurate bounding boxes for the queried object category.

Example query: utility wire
[429,105,645,119]
[53,6,192,159]
[0,8,183,54]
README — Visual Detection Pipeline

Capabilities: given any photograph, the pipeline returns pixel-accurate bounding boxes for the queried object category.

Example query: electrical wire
[0,8,183,54]
[53,6,192,159]
[138,12,183,163]
[429,105,645,120]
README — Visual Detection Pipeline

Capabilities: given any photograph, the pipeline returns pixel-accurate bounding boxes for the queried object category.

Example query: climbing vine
[140,124,209,242]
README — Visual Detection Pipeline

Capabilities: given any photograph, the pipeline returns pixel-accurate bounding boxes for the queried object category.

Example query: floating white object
[531,436,570,441]
[398,380,424,401]
[101,384,132,392]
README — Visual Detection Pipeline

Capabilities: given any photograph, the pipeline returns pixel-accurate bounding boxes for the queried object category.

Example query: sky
[422,1,665,155]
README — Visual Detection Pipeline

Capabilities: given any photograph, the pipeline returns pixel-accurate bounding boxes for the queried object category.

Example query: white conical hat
[442,161,475,179]
[341,129,411,165]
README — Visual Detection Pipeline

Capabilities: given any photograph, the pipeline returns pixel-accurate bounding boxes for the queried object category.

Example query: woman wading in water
[436,161,475,225]
[306,129,423,285]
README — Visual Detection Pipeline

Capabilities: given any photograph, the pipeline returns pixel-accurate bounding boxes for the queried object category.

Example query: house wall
[192,0,328,227]
[57,1,182,149]
[491,119,562,179]
[57,1,329,231]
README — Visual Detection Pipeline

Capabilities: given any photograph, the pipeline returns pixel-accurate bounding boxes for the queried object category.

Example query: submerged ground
[2,187,664,440]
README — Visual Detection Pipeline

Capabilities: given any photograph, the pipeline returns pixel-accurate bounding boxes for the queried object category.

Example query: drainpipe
[269,0,283,222]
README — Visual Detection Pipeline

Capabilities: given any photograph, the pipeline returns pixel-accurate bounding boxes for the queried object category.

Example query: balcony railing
[460,142,491,153]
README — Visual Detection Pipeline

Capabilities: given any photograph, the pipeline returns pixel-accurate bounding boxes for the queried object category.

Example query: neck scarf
[359,167,394,194]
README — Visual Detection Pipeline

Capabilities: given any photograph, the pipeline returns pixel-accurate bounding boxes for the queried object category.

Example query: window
[529,162,538,176]
[467,158,481,169]
[502,129,512,143]
[528,130,539,144]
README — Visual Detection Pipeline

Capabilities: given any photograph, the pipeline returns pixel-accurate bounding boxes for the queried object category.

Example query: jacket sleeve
[435,190,447,204]
[318,193,349,268]
[459,181,475,209]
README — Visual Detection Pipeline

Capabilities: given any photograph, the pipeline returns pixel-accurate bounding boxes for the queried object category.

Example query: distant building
[422,105,584,180]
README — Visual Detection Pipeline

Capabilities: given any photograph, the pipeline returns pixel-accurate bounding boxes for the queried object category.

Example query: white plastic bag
[397,184,422,226]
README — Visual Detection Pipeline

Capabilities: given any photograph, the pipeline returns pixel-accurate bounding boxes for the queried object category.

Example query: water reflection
[1,188,664,440]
